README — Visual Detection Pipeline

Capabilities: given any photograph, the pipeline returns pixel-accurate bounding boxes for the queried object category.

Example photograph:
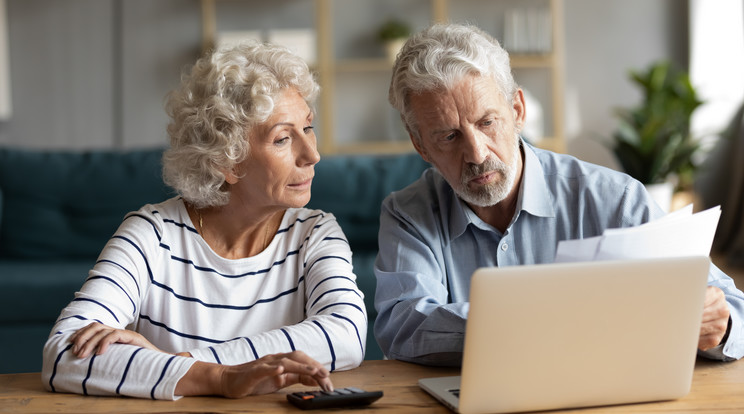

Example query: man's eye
[444,133,456,141]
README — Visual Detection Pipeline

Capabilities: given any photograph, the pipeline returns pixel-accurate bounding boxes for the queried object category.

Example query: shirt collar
[448,140,556,239]
[519,142,556,219]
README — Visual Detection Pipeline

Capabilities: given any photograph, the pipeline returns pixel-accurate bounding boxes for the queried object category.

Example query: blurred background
[0,1,702,158]
[0,0,742,267]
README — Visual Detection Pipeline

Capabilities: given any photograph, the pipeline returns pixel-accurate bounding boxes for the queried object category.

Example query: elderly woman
[41,42,366,399]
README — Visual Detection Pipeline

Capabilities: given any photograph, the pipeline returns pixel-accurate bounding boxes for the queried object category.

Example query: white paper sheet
[554,205,721,263]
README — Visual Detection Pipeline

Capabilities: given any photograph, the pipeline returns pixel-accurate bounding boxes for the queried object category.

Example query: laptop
[419,256,710,414]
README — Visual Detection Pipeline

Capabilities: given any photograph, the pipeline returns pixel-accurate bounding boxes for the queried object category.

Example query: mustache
[461,158,508,182]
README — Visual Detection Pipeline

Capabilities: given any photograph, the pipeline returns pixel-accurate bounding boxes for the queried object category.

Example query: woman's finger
[76,327,115,358]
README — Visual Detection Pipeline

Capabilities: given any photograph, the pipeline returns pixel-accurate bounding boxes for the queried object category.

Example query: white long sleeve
[42,197,366,399]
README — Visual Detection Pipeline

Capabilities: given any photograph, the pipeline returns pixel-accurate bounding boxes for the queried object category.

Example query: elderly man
[373,23,744,366]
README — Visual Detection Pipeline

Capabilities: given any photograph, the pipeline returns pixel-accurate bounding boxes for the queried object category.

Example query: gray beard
[454,138,520,207]
[456,158,516,207]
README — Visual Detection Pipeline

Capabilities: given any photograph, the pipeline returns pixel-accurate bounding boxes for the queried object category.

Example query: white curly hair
[162,41,319,208]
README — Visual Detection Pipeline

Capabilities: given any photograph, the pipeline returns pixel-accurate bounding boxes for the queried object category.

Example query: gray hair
[163,42,319,208]
[389,23,517,140]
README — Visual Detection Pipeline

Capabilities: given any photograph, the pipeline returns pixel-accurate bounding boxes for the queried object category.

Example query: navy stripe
[58,315,104,325]
[309,276,355,298]
[95,259,141,298]
[332,313,364,355]
[72,298,120,323]
[311,288,361,308]
[305,255,351,274]
[113,235,154,282]
[317,302,365,317]
[312,320,336,372]
[149,278,302,310]
[151,356,177,399]
[209,347,222,364]
[49,344,73,392]
[123,213,161,241]
[86,275,136,316]
[243,337,259,359]
[281,328,296,351]
[160,212,336,280]
[163,218,199,234]
[117,347,144,394]
[322,236,349,245]
[82,354,97,396]
[139,314,223,344]
[276,213,325,235]
[168,250,300,278]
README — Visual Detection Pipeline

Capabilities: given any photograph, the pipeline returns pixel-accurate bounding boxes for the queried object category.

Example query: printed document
[554,205,721,263]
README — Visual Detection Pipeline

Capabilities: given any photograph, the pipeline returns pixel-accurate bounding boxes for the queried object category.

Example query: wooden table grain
[1,358,743,413]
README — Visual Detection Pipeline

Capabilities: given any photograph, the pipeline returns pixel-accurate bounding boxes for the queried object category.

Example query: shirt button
[500,243,508,251]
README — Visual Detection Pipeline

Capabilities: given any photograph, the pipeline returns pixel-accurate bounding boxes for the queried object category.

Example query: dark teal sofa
[0,147,429,373]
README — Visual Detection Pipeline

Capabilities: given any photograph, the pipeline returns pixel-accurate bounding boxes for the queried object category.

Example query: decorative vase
[644,182,674,213]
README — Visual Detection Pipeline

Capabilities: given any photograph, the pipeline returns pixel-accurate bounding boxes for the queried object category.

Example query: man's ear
[408,128,432,163]
[512,89,526,132]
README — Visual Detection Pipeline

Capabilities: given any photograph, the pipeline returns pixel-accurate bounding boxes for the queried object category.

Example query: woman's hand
[176,350,334,398]
[69,322,163,358]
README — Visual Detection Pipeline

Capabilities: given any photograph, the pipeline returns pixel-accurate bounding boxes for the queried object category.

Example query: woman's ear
[222,167,240,185]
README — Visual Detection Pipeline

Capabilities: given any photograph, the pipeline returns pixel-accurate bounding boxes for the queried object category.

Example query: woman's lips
[289,177,314,190]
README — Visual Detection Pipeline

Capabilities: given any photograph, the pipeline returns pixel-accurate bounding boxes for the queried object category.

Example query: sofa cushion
[0,259,91,323]
[307,152,429,250]
[0,148,174,259]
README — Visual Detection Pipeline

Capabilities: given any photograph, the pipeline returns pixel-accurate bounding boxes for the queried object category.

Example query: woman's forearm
[175,360,224,396]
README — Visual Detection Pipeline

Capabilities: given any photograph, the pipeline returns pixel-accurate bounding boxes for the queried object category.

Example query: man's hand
[698,286,731,351]
[70,322,163,358]
[175,351,333,398]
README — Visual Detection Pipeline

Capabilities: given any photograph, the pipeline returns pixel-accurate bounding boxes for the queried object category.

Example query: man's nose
[462,129,489,165]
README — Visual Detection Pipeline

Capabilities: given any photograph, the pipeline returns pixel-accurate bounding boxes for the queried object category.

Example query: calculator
[286,387,383,410]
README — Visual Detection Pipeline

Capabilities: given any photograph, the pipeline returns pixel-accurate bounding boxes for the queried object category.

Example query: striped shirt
[42,197,367,400]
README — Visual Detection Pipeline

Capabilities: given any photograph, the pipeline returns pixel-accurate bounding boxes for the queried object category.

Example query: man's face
[407,74,525,207]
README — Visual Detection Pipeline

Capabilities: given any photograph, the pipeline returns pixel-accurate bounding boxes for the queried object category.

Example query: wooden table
[1,358,743,413]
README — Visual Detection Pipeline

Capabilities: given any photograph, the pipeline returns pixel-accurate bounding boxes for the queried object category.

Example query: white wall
[562,0,688,169]
[0,0,201,150]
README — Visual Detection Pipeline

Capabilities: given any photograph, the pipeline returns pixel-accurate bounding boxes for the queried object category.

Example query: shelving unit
[201,0,564,154]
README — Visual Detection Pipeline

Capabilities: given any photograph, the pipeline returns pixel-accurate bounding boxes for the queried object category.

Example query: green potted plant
[611,60,703,210]
[377,18,411,63]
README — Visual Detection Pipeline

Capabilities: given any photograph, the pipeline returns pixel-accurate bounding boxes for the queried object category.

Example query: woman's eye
[303,126,314,134]
[482,120,493,126]
[274,137,290,146]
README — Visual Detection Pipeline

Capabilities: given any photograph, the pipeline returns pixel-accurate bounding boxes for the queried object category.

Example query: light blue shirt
[374,142,744,366]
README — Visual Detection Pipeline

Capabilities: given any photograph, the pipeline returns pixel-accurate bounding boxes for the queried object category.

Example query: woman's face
[229,88,320,212]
